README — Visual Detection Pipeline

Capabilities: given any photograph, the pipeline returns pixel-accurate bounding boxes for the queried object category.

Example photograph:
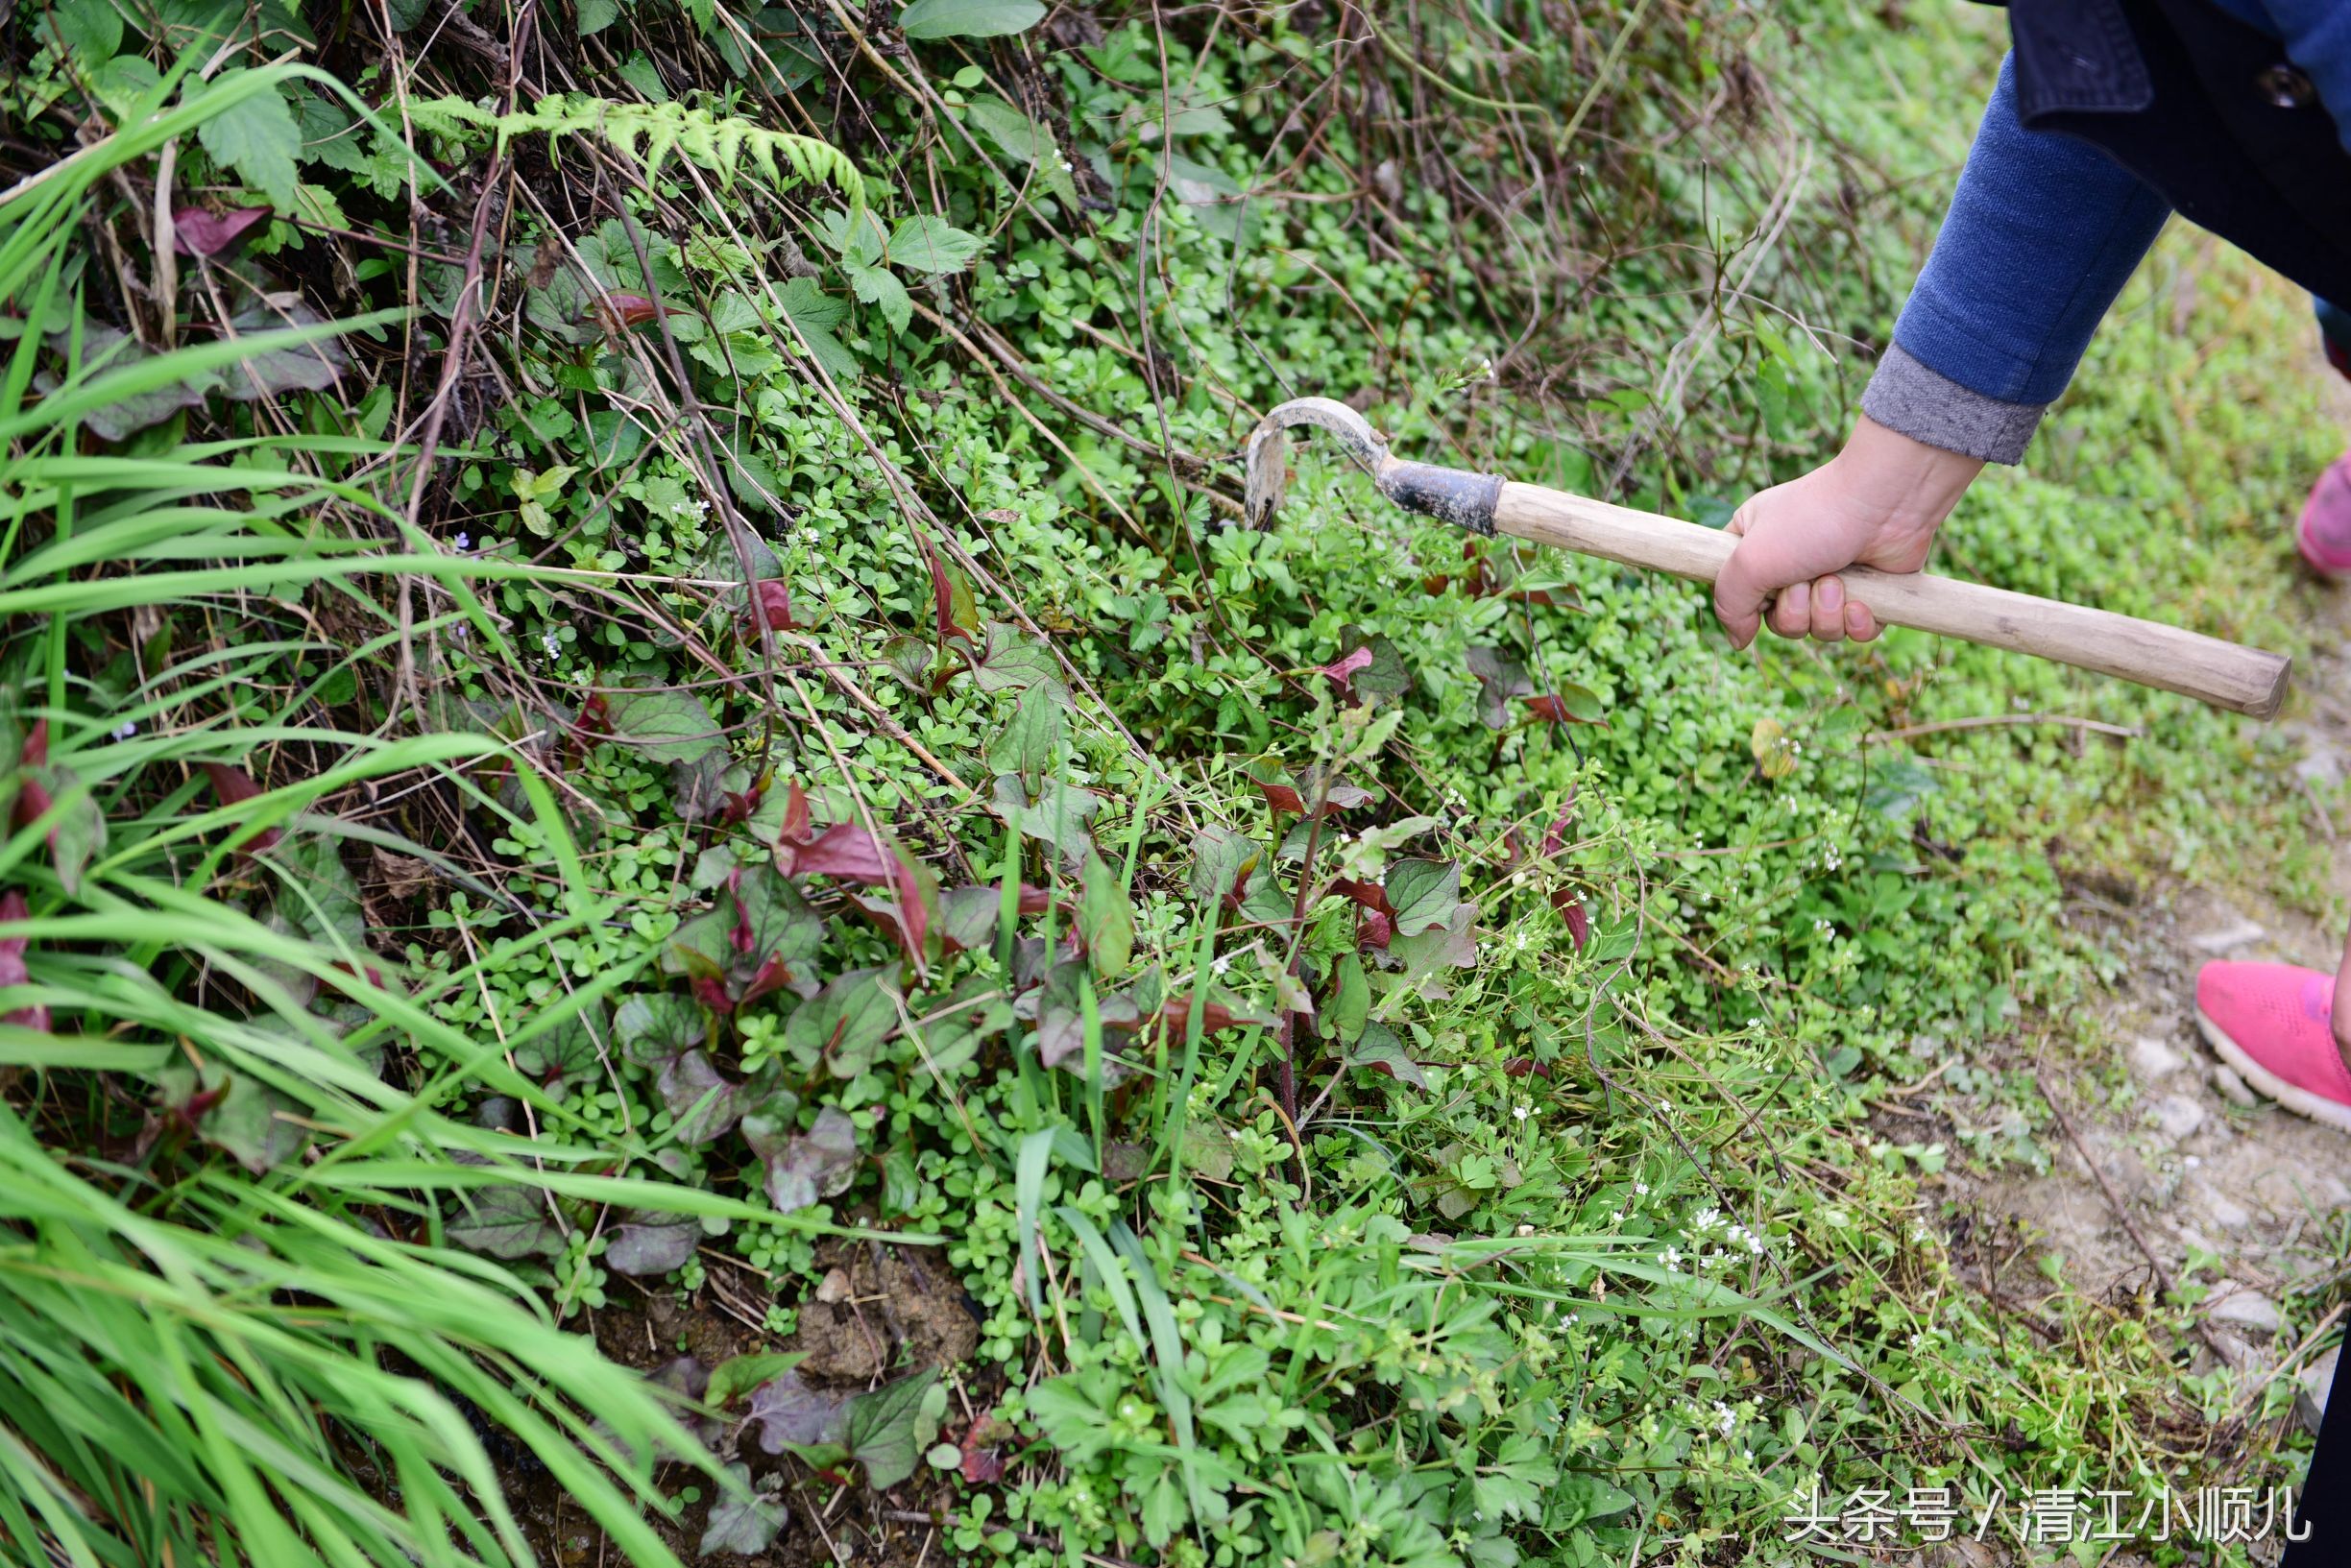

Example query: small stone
[2195,1185,2252,1230]
[2129,1036,2188,1081]
[2150,1094,2206,1142]
[2210,1065,2259,1107]
[813,1266,852,1304]
[2208,1288,2282,1335]
[2298,1345,2340,1436]
[2189,920,2266,955]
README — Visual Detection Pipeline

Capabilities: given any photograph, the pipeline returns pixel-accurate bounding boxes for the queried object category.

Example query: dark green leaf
[985,683,1063,783]
[602,686,723,763]
[1383,858,1462,937]
[1078,852,1131,977]
[446,1184,566,1259]
[898,0,1044,39]
[842,1368,937,1489]
[616,992,705,1068]
[783,969,898,1076]
[511,1001,608,1084]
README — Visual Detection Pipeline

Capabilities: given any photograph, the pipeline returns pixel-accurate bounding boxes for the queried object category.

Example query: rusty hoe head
[1243,397,1504,536]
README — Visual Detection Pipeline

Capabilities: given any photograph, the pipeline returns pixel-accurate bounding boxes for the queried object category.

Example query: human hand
[1712,415,1985,649]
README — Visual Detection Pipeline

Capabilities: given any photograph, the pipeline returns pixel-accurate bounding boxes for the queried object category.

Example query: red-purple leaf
[889,850,931,955]
[787,823,894,884]
[603,292,664,326]
[1554,893,1589,950]
[739,955,800,1009]
[1502,1056,1550,1078]
[959,1413,1006,1484]
[0,890,48,1033]
[776,781,813,846]
[744,579,800,633]
[1319,646,1373,688]
[926,547,978,646]
[1158,996,1270,1036]
[200,762,283,858]
[173,205,272,257]
[1357,907,1394,950]
[1522,686,1608,726]
[1328,878,1393,917]
[21,719,46,770]
[1539,798,1576,858]
[1253,780,1306,816]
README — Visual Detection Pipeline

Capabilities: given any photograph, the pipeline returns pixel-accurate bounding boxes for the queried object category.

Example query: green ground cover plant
[1,0,2342,1564]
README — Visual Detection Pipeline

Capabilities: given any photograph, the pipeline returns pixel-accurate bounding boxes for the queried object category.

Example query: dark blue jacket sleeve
[1890,54,2172,407]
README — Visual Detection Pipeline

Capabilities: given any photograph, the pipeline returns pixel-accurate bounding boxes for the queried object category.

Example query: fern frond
[403,94,862,207]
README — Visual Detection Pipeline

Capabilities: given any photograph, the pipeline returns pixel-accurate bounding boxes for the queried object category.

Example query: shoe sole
[2195,1006,2351,1135]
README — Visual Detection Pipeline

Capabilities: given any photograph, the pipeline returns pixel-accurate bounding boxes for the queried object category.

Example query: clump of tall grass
[0,60,758,1568]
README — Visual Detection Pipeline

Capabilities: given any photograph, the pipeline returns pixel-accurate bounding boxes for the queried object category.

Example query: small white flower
[1712,1400,1735,1436]
[1512,1102,1531,1122]
[1515,1222,1535,1236]
[1690,1206,1720,1232]
[1660,1246,1683,1273]
[1632,1180,1649,1196]
[542,631,560,658]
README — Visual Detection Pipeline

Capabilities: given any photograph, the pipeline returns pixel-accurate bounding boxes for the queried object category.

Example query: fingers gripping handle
[1492,482,2292,720]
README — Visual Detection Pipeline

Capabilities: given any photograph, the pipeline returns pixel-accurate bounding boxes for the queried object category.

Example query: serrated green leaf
[885,214,987,274]
[847,262,912,335]
[196,74,303,209]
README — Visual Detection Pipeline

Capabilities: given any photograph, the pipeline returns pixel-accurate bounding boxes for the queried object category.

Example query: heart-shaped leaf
[749,1104,860,1214]
[699,1463,789,1556]
[446,1184,565,1259]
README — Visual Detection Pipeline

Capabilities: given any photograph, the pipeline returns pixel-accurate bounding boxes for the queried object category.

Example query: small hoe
[1244,397,2291,719]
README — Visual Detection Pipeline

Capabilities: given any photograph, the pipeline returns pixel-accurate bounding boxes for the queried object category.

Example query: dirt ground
[525,1241,989,1568]
[1911,428,2351,1565]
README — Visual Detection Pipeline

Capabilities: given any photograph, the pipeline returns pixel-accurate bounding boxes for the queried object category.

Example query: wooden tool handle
[1495,482,2292,719]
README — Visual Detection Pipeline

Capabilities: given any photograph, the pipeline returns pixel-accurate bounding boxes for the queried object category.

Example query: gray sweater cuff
[1859,343,2046,465]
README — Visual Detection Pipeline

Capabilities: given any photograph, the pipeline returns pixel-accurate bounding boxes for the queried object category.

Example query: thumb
[1712,527,1770,651]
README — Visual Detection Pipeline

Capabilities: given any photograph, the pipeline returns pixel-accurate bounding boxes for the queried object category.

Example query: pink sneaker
[2301,455,2351,577]
[2195,962,2351,1133]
